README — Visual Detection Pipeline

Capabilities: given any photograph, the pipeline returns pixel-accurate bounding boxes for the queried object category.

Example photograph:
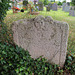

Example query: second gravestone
[64,5,70,12]
[38,2,44,11]
[12,16,69,67]
[62,3,66,11]
[52,3,58,11]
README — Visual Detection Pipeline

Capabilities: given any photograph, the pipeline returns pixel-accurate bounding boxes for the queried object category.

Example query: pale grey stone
[64,5,70,12]
[69,6,75,16]
[62,3,66,11]
[12,16,69,67]
[52,3,58,11]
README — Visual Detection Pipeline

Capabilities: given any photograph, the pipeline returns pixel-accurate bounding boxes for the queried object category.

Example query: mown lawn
[4,8,75,55]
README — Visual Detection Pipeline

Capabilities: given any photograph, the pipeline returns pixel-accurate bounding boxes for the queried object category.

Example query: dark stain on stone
[51,33,55,39]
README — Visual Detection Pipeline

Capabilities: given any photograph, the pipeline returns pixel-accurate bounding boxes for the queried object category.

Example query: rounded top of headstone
[34,16,53,22]
[34,15,45,21]
[45,16,53,22]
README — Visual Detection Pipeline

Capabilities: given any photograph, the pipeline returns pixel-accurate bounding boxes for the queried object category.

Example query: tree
[62,0,66,3]
[71,0,75,6]
[0,0,11,23]
[44,0,47,5]
[0,0,21,43]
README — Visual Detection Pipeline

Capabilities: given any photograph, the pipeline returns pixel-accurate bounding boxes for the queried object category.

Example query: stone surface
[64,5,70,12]
[46,5,51,11]
[48,3,52,9]
[52,3,58,11]
[67,2,70,6]
[38,2,44,11]
[62,3,70,12]
[69,10,75,16]
[12,16,69,67]
[45,3,52,11]
[69,6,75,17]
[62,3,66,11]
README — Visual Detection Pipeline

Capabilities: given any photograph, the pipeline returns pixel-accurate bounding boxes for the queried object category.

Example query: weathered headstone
[52,3,58,11]
[38,2,44,11]
[67,2,70,6]
[64,5,70,12]
[62,3,70,12]
[69,6,75,16]
[62,3,66,11]
[48,3,52,9]
[12,16,69,67]
[45,3,52,11]
[45,5,51,11]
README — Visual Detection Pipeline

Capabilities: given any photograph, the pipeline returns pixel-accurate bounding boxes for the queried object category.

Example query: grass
[4,8,75,55]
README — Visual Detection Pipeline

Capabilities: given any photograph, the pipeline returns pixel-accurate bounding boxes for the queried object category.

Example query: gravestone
[67,2,70,6]
[48,3,52,9]
[62,3,70,12]
[52,3,58,11]
[62,3,66,11]
[69,6,75,16]
[12,16,69,67]
[45,3,52,11]
[38,2,44,11]
[45,5,51,11]
[64,5,70,12]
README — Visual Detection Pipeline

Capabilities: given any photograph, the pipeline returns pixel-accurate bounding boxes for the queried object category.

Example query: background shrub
[58,2,62,6]
[0,23,13,44]
[0,0,13,44]
[0,0,11,23]
[62,0,66,3]
[71,0,75,6]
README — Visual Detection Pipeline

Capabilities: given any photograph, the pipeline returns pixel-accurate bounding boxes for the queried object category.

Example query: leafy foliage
[71,0,75,6]
[0,23,13,44]
[39,0,50,5]
[43,0,50,5]
[0,0,13,44]
[0,0,11,23]
[62,0,66,3]
[0,42,34,75]
[0,42,75,75]
[58,2,62,6]
[0,42,59,75]
[64,52,75,74]
[23,0,28,6]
